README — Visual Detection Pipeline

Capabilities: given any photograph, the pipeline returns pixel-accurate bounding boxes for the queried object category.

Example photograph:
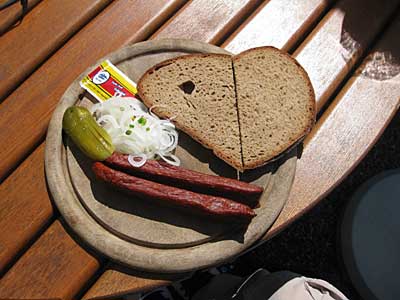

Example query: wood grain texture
[80,1,361,297]
[0,0,185,296]
[267,15,400,238]
[293,0,399,112]
[0,0,186,182]
[1,0,396,298]
[84,3,399,297]
[0,144,52,274]
[223,0,333,53]
[0,0,41,35]
[44,40,294,273]
[151,0,262,44]
[0,0,112,101]
[83,267,169,300]
[0,220,100,299]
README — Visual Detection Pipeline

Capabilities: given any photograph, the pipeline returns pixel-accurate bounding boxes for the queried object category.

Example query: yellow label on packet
[80,60,138,102]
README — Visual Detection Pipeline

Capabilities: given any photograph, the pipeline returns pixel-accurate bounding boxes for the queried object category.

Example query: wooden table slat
[1,0,399,298]
[151,0,262,44]
[82,0,377,298]
[0,0,267,297]
[0,221,100,299]
[268,14,400,238]
[0,0,186,182]
[0,0,186,293]
[84,1,400,298]
[0,144,51,274]
[0,0,112,102]
[83,267,170,300]
[223,0,334,53]
[0,0,41,35]
[294,0,399,112]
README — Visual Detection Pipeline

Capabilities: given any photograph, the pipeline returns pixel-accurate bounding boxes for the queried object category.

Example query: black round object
[340,169,400,300]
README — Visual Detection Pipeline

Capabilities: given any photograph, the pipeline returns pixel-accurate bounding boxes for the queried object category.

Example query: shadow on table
[339,0,399,80]
[68,141,248,244]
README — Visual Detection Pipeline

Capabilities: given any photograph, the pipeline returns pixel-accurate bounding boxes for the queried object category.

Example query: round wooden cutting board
[45,39,297,273]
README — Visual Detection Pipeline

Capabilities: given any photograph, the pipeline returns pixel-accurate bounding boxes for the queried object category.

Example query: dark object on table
[340,169,400,300]
[0,0,28,21]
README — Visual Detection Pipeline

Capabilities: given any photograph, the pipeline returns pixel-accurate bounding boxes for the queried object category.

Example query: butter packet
[80,60,138,102]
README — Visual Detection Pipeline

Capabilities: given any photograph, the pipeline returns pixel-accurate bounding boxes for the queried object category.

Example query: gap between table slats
[293,0,400,112]
[0,220,102,299]
[0,0,186,294]
[0,144,52,275]
[150,0,263,44]
[0,0,113,103]
[223,0,336,54]
[82,0,340,298]
[0,1,266,294]
[83,0,400,298]
[0,0,187,182]
[266,13,400,239]
[81,264,181,300]
[1,0,398,298]
[0,0,41,35]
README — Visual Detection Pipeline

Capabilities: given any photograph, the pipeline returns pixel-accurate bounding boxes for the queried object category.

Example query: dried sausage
[93,162,255,220]
[105,152,263,206]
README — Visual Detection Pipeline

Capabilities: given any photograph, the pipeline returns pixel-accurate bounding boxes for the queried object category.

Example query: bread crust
[138,48,316,171]
[138,53,244,171]
[233,46,316,170]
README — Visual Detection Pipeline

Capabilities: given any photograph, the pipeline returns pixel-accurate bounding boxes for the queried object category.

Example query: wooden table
[0,0,399,298]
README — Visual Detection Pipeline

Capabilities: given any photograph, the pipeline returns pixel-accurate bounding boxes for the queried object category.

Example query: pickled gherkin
[62,106,114,160]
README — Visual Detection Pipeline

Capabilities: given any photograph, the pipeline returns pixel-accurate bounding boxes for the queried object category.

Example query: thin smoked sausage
[105,152,263,206]
[93,162,256,221]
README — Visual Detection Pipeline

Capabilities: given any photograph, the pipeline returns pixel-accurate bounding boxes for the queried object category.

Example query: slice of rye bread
[233,47,315,169]
[137,54,243,170]
[137,47,316,171]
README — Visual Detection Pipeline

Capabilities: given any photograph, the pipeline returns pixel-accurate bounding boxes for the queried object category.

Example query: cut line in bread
[233,46,315,169]
[138,47,316,171]
[138,54,243,170]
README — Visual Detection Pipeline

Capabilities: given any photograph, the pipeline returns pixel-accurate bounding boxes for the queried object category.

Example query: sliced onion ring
[157,153,181,166]
[128,154,147,168]
[91,98,180,167]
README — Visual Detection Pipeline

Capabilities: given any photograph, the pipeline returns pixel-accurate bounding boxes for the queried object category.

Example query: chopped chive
[125,130,132,135]
[146,127,150,131]
[129,124,135,128]
[138,116,147,126]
